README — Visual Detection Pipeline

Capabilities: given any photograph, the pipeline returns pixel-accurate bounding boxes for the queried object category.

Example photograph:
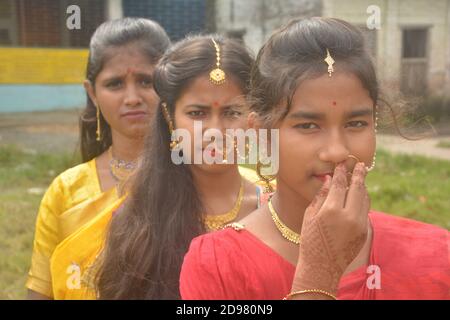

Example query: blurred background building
[0,0,449,112]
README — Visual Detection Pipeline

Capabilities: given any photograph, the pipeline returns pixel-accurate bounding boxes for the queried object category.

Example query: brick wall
[15,0,106,48]
[17,0,62,47]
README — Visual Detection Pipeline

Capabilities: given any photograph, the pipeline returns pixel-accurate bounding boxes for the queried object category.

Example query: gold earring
[367,152,376,171]
[161,102,180,150]
[347,154,376,172]
[96,104,101,141]
[256,161,275,193]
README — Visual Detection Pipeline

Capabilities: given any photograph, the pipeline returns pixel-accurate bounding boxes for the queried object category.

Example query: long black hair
[96,35,254,299]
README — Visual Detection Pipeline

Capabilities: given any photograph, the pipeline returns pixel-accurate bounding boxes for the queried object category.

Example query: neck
[191,164,242,215]
[110,131,144,162]
[270,177,310,234]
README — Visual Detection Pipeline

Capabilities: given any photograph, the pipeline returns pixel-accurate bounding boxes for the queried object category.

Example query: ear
[83,80,97,107]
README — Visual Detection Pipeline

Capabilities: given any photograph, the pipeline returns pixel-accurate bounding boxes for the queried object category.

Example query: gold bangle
[283,289,337,300]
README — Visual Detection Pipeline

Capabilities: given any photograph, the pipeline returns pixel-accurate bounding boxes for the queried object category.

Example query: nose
[203,114,225,133]
[123,84,143,107]
[318,129,349,166]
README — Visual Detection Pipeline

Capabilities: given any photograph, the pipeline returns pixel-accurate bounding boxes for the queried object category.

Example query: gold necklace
[108,148,137,183]
[204,180,244,231]
[268,198,301,244]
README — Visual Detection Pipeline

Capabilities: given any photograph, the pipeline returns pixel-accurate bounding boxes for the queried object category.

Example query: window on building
[0,29,10,44]
[402,28,428,58]
[0,0,17,45]
[401,27,429,95]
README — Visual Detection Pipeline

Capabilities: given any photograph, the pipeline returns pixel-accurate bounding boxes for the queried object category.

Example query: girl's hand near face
[292,162,370,298]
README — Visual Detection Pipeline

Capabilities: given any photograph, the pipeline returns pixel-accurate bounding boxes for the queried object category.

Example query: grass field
[0,145,449,299]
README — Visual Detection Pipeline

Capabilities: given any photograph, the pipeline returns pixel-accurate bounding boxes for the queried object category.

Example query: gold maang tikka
[209,39,226,85]
[324,48,335,77]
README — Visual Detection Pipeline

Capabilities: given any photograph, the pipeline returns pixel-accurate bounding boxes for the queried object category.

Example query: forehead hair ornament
[209,38,226,85]
[324,48,335,77]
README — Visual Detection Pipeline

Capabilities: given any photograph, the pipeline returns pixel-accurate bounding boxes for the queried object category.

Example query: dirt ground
[0,109,80,154]
[1,108,450,160]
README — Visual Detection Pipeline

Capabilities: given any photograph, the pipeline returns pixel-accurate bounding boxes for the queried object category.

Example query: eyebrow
[346,108,373,118]
[184,104,242,109]
[289,108,373,120]
[102,72,153,81]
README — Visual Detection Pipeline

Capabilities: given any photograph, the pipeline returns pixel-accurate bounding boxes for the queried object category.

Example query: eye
[187,111,206,117]
[106,79,123,89]
[140,78,153,88]
[346,121,368,128]
[224,110,242,118]
[294,123,319,130]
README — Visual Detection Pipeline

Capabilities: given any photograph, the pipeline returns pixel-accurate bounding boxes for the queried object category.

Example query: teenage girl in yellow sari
[49,35,271,299]
[26,18,171,299]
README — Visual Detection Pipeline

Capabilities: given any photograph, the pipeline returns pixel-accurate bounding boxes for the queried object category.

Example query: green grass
[0,145,80,299]
[436,140,450,149]
[367,149,450,229]
[0,145,449,299]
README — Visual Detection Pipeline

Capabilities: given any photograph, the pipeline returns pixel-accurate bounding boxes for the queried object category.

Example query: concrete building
[322,0,450,97]
[216,0,450,97]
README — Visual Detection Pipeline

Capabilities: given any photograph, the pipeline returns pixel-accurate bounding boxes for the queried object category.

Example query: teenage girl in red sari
[180,17,450,300]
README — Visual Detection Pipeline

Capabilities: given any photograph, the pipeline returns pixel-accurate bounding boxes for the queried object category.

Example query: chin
[126,127,148,139]
[193,162,236,175]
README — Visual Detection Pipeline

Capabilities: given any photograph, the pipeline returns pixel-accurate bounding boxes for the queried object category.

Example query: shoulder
[369,211,448,239]
[180,227,255,299]
[54,159,97,190]
[368,211,450,297]
[369,210,449,265]
[41,159,98,213]
[184,227,248,267]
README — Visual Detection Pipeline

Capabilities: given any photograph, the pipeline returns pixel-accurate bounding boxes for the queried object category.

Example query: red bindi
[212,101,220,108]
[332,101,337,106]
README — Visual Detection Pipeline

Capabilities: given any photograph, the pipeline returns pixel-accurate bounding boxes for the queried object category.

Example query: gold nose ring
[346,155,361,178]
[348,154,361,163]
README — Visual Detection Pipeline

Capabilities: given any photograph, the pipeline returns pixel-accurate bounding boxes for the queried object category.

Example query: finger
[345,162,368,215]
[323,162,348,209]
[361,188,371,217]
[307,174,332,215]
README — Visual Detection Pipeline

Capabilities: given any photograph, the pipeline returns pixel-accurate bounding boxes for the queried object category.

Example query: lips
[122,110,147,118]
[313,172,333,182]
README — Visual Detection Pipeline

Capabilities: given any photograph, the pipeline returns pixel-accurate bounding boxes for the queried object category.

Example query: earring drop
[96,104,101,141]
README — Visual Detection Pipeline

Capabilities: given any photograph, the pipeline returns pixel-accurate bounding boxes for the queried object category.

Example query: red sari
[180,211,450,300]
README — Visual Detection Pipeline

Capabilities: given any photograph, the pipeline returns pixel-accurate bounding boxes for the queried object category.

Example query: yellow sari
[26,159,118,298]
[49,166,268,299]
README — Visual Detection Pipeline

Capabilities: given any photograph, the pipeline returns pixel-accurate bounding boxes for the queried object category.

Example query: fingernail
[355,162,368,176]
